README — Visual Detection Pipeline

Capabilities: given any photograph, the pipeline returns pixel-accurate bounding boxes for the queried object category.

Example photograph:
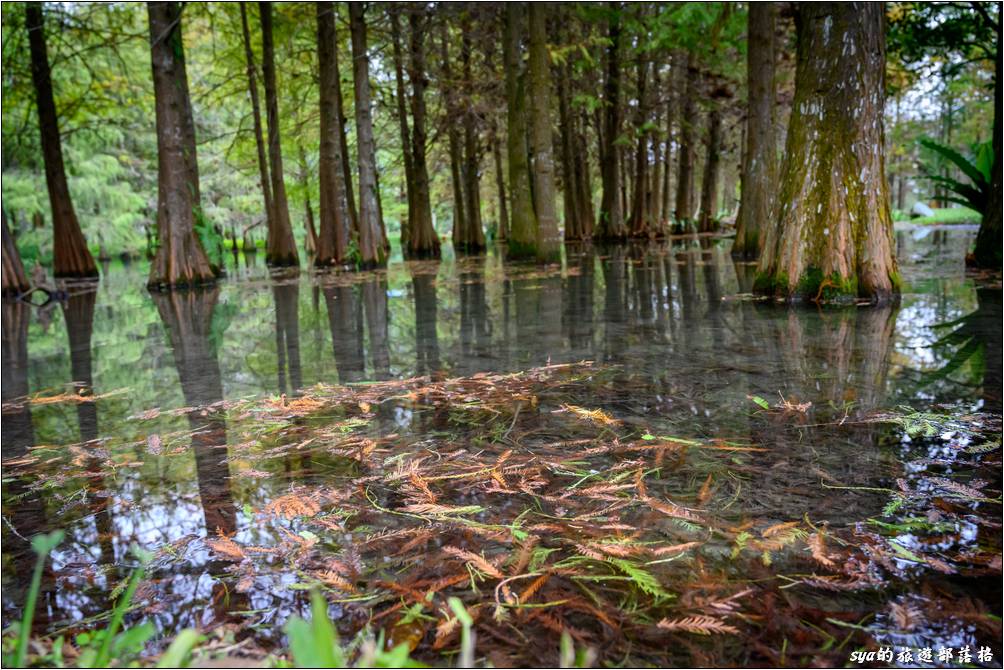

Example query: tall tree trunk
[407,9,440,259]
[26,2,97,279]
[597,2,626,240]
[575,109,596,238]
[460,20,486,253]
[503,3,538,258]
[2,212,30,295]
[698,105,721,232]
[661,55,676,231]
[527,3,560,261]
[335,45,359,239]
[733,3,777,259]
[756,3,898,303]
[629,58,651,238]
[348,3,386,268]
[316,2,350,266]
[441,28,468,253]
[973,9,1001,269]
[492,128,509,241]
[296,145,318,259]
[674,55,697,226]
[557,63,581,240]
[650,63,664,235]
[259,2,299,267]
[147,1,215,289]
[240,3,274,242]
[389,7,415,256]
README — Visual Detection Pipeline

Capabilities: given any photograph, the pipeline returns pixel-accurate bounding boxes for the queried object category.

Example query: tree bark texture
[597,2,626,240]
[503,3,538,258]
[674,56,698,225]
[240,3,274,243]
[527,3,560,261]
[406,10,440,258]
[2,212,30,295]
[698,105,722,232]
[316,2,351,266]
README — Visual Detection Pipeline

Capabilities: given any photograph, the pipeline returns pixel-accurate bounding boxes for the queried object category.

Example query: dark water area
[2,225,1001,666]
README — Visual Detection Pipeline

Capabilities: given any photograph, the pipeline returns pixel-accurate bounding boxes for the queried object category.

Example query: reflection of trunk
[348,4,387,268]
[62,289,99,441]
[316,2,350,266]
[732,3,776,260]
[259,2,299,267]
[503,4,538,258]
[563,246,595,352]
[362,277,391,380]
[756,4,897,303]
[147,2,215,289]
[272,281,302,395]
[324,285,366,383]
[976,288,1002,410]
[412,271,441,376]
[458,258,491,374]
[26,2,97,279]
[152,289,236,535]
[2,212,30,295]
[527,3,560,261]
[600,246,628,360]
[240,3,274,241]
[698,106,722,232]
[597,4,625,240]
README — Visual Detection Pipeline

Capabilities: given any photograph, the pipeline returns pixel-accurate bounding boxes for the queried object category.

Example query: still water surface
[2,226,999,664]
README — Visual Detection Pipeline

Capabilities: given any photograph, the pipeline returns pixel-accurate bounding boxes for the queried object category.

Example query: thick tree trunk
[26,2,97,279]
[698,106,721,232]
[316,2,350,266]
[674,56,698,226]
[147,2,215,289]
[407,10,440,259]
[733,3,777,260]
[492,129,509,241]
[503,3,538,258]
[348,3,387,268]
[259,2,299,267]
[389,7,415,256]
[756,3,898,303]
[973,13,1001,269]
[527,3,560,261]
[460,21,486,253]
[240,4,274,241]
[597,2,626,240]
[2,212,30,296]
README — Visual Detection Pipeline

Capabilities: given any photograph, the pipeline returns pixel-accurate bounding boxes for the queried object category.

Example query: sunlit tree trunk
[756,3,898,303]
[597,2,626,240]
[348,3,387,268]
[147,1,216,289]
[316,3,351,267]
[733,3,777,260]
[259,2,299,267]
[674,56,697,225]
[973,11,1001,269]
[26,2,97,279]
[527,3,560,261]
[698,106,722,232]
[406,9,440,259]
[503,3,538,258]
[2,212,30,295]
[240,3,274,241]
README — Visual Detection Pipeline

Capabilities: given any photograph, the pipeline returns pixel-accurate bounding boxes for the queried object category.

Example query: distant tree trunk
[674,56,697,225]
[460,20,486,253]
[389,7,415,256]
[527,3,560,260]
[2,212,30,295]
[756,3,898,303]
[441,29,468,253]
[259,2,299,267]
[629,58,651,238]
[597,2,626,240]
[406,9,440,259]
[492,129,509,241]
[26,2,97,279]
[661,55,677,230]
[503,3,538,258]
[650,64,664,235]
[348,3,386,268]
[973,10,1001,269]
[147,1,215,289]
[575,109,596,238]
[240,3,274,240]
[316,2,350,266]
[733,3,776,259]
[334,48,359,238]
[698,106,722,232]
[557,62,581,240]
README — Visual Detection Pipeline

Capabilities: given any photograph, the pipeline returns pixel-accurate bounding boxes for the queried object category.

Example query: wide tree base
[754,267,901,305]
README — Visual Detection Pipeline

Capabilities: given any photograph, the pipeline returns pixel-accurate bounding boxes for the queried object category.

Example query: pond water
[2,226,1000,666]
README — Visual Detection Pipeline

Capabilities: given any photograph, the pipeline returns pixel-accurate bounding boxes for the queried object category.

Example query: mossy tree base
[756,4,899,305]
